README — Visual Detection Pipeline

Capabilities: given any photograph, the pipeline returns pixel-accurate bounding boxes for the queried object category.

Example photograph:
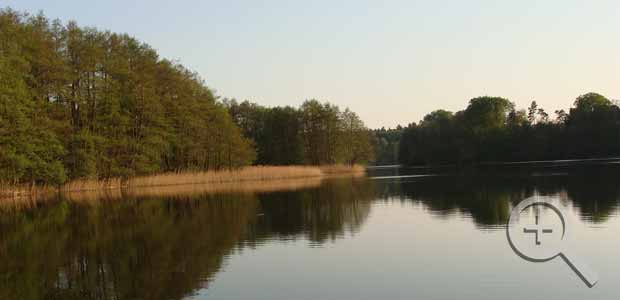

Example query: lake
[1,163,620,299]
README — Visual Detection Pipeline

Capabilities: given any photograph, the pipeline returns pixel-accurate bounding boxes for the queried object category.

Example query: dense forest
[372,127,402,165]
[224,99,375,166]
[398,93,620,166]
[0,9,374,186]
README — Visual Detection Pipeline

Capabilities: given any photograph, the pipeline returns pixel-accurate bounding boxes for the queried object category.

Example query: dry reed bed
[62,177,324,203]
[0,196,41,212]
[0,186,28,199]
[126,166,324,188]
[61,178,123,192]
[0,184,55,199]
[0,184,57,211]
[0,165,366,205]
[127,176,323,197]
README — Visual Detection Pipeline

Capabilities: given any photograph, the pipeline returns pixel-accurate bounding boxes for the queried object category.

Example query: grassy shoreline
[0,165,366,202]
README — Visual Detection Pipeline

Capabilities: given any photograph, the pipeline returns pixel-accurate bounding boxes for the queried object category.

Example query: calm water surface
[2,164,620,299]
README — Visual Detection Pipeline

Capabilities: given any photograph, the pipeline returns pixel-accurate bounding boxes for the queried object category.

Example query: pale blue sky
[5,0,620,128]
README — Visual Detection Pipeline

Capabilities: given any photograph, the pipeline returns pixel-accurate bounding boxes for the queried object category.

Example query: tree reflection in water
[0,177,373,300]
[1,166,620,299]
[377,164,620,228]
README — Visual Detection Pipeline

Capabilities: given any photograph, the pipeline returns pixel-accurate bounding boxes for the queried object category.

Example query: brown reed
[0,165,366,205]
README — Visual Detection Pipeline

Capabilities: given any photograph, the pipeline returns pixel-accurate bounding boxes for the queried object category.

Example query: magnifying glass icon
[507,196,598,288]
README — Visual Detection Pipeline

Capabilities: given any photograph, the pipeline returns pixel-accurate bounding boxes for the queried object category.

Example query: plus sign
[523,215,553,245]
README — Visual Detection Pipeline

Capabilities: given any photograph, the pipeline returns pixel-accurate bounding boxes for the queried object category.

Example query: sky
[5,0,620,128]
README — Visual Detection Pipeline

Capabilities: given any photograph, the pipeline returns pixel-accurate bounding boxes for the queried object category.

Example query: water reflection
[0,178,372,300]
[373,164,620,227]
[1,165,620,299]
[248,178,373,244]
[0,193,258,300]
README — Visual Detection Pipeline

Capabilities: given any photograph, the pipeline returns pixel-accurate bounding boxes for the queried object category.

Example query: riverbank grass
[127,166,324,188]
[1,165,365,200]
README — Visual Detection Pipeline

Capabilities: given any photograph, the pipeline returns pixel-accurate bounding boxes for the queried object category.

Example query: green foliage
[299,100,342,164]
[339,108,375,165]
[372,126,402,165]
[573,92,612,112]
[262,106,305,165]
[225,99,375,166]
[464,96,513,133]
[567,93,620,157]
[399,93,620,166]
[1,9,377,185]
[399,110,466,165]
[0,9,256,185]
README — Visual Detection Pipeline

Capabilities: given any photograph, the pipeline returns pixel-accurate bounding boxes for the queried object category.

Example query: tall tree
[0,9,257,185]
[339,109,374,165]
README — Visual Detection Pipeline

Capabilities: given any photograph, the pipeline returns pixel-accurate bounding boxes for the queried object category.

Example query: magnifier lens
[508,208,564,261]
[507,197,598,288]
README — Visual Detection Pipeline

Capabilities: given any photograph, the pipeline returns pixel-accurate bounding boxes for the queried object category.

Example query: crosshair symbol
[507,196,598,287]
[523,214,553,245]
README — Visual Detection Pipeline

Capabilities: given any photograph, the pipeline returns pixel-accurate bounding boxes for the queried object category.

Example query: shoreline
[395,157,620,170]
[0,165,366,202]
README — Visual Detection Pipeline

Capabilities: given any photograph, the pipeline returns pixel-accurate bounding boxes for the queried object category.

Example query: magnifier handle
[560,250,598,288]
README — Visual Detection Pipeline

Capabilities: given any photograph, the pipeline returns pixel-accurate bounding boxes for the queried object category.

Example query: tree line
[373,127,402,165]
[0,9,376,186]
[224,99,375,166]
[398,93,620,165]
[0,9,252,185]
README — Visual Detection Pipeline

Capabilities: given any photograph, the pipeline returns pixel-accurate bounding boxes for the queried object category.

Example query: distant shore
[0,165,366,202]
[390,157,620,170]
